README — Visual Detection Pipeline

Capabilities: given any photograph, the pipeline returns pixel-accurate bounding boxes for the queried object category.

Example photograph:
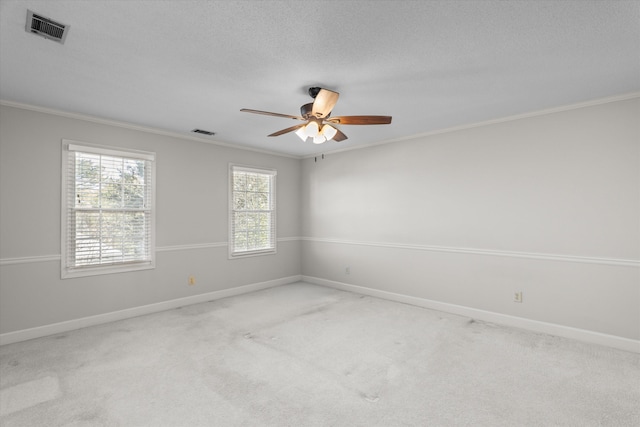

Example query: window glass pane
[101,182,122,208]
[123,184,145,208]
[247,230,257,247]
[233,173,246,191]
[247,174,258,191]
[246,193,257,210]
[256,175,269,192]
[257,233,269,248]
[234,232,248,250]
[74,211,101,265]
[101,156,123,183]
[76,153,100,177]
[246,213,256,229]
[101,211,123,254]
[124,212,149,258]
[75,185,99,208]
[234,212,247,230]
[123,159,145,184]
[75,155,100,207]
[255,192,268,210]
[234,193,246,211]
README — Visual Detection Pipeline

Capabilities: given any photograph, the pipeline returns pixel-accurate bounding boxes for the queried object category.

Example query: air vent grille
[26,10,69,44]
[192,129,216,136]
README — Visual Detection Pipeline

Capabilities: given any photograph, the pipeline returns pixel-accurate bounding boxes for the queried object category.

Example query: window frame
[61,140,156,278]
[228,164,277,259]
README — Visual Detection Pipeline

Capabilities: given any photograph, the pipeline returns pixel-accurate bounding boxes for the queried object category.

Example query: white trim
[62,262,155,279]
[232,165,278,176]
[0,100,300,159]
[302,276,640,354]
[302,237,640,268]
[0,275,302,346]
[0,255,61,266]
[302,92,640,158]
[2,235,633,268]
[4,94,637,161]
[277,236,302,243]
[0,238,301,265]
[156,242,228,252]
[66,140,155,161]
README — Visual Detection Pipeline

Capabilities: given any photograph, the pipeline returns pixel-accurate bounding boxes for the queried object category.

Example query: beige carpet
[1,282,639,426]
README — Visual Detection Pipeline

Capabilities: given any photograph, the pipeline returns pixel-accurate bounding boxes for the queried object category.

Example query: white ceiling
[1,0,639,157]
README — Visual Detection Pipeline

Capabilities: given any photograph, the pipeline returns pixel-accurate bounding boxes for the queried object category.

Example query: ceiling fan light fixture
[295,126,308,141]
[313,135,326,144]
[304,121,319,138]
[321,124,337,141]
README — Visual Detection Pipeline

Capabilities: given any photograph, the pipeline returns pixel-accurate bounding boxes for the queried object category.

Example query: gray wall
[0,105,301,334]
[2,97,638,343]
[301,98,640,340]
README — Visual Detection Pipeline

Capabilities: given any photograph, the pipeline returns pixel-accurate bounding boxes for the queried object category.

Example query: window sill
[228,249,277,260]
[61,261,155,279]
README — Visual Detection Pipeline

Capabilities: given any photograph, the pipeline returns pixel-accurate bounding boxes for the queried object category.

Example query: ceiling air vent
[26,10,70,44]
[192,129,216,136]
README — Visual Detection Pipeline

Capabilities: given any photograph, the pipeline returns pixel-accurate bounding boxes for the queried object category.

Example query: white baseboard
[302,276,640,354]
[0,275,302,346]
[4,274,637,353]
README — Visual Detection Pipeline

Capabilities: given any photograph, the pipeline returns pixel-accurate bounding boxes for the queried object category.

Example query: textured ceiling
[1,0,639,157]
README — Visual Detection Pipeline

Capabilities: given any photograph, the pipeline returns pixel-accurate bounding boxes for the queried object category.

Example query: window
[229,164,276,258]
[61,141,155,278]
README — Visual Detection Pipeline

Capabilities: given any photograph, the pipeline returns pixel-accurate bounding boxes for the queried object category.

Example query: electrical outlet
[345,266,350,275]
[514,291,523,303]
[188,275,196,286]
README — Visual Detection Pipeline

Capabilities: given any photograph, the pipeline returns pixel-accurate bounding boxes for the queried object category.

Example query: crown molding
[0,99,301,159]
[302,91,640,159]
[4,92,638,161]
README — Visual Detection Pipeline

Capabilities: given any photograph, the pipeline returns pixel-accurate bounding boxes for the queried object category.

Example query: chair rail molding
[302,237,640,268]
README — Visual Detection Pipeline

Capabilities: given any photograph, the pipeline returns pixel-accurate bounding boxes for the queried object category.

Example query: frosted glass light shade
[295,127,307,141]
[321,124,337,141]
[313,135,326,144]
[295,122,338,144]
[304,121,319,138]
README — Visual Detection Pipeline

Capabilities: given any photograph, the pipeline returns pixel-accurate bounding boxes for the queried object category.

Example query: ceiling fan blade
[332,128,348,142]
[268,123,307,137]
[240,108,305,121]
[311,89,339,118]
[326,115,392,125]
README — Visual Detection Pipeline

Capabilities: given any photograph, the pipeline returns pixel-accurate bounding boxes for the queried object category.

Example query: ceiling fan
[240,87,392,144]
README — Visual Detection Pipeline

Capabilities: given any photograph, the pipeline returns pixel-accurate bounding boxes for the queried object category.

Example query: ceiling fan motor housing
[300,102,329,119]
[300,103,313,118]
[308,87,322,98]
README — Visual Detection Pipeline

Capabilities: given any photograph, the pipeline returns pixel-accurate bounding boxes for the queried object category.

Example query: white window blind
[62,141,155,278]
[229,165,276,258]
